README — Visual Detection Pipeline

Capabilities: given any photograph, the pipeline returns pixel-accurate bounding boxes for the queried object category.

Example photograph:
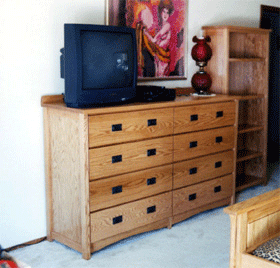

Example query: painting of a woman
[106,0,187,80]
[143,0,174,77]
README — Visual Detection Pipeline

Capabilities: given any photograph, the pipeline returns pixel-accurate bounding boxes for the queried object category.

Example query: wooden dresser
[42,93,238,259]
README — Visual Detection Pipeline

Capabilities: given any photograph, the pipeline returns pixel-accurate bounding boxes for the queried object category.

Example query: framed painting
[105,0,188,81]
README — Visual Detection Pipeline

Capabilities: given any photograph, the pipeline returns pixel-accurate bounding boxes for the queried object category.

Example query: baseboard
[5,237,47,252]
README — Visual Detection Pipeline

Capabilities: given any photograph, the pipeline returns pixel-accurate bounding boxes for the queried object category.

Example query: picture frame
[105,0,188,81]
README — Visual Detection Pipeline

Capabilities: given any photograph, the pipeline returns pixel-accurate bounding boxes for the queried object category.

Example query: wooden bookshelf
[203,26,270,191]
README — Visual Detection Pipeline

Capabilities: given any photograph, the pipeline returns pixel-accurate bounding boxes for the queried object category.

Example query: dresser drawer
[89,165,172,211]
[91,192,172,242]
[89,137,173,180]
[174,101,236,134]
[173,151,234,189]
[174,126,235,162]
[88,108,173,148]
[173,174,233,215]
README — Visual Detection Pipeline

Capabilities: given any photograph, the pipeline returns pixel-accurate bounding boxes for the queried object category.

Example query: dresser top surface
[41,92,240,115]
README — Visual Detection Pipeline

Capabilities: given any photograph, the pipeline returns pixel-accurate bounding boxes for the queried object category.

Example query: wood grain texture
[89,108,173,147]
[229,214,237,268]
[172,197,232,225]
[91,218,171,253]
[203,25,270,191]
[202,25,270,34]
[89,136,173,180]
[47,109,83,246]
[247,211,280,249]
[224,188,280,268]
[78,113,91,259]
[224,188,280,216]
[91,192,172,242]
[235,213,248,268]
[231,99,239,204]
[241,252,280,268]
[173,174,233,215]
[174,101,236,134]
[173,150,234,189]
[42,94,238,259]
[202,28,229,94]
[41,94,239,115]
[89,164,172,211]
[174,126,235,162]
[247,199,280,223]
[43,108,53,241]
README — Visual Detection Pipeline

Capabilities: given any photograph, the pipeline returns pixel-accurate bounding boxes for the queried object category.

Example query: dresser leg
[82,251,91,260]
[230,195,236,205]
[46,236,54,242]
[168,217,173,229]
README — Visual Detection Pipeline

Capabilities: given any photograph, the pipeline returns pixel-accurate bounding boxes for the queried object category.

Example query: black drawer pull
[190,141,198,148]
[147,149,156,156]
[112,155,122,163]
[216,136,223,143]
[147,205,156,214]
[214,186,222,193]
[148,119,157,126]
[113,215,123,225]
[147,177,156,185]
[112,124,122,132]
[112,185,122,194]
[189,167,197,175]
[190,114,198,121]
[189,193,197,201]
[216,111,224,118]
[215,161,222,168]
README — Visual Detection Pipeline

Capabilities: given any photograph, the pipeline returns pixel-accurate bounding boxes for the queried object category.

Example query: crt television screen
[81,30,135,90]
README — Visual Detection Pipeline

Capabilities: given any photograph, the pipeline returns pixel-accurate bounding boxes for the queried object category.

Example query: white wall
[1,0,279,249]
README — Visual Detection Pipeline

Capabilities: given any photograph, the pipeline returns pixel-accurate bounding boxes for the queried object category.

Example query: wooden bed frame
[224,188,280,268]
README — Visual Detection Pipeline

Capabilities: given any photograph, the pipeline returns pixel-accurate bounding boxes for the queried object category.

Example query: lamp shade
[191,36,212,63]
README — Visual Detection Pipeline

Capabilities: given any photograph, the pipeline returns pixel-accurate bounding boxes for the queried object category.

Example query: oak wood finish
[202,26,270,192]
[241,253,280,268]
[173,174,233,215]
[91,217,171,253]
[89,136,173,180]
[172,197,232,225]
[224,188,280,268]
[174,126,235,162]
[88,108,173,147]
[89,164,172,212]
[91,192,172,242]
[173,151,234,189]
[42,93,238,259]
[174,101,236,133]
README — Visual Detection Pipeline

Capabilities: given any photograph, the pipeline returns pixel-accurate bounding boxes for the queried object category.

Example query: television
[60,24,138,108]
